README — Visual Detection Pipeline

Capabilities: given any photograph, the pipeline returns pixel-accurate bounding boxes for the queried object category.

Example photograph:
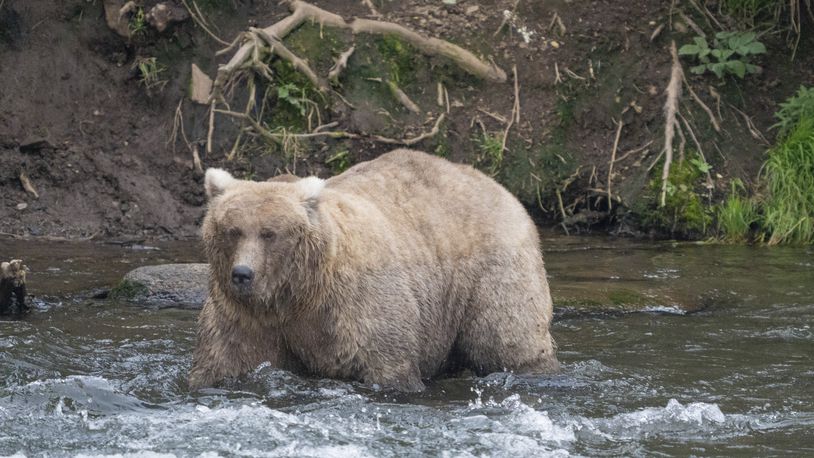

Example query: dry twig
[180,0,230,45]
[371,114,446,145]
[729,104,770,145]
[607,119,623,213]
[683,78,720,132]
[500,65,520,157]
[614,140,653,164]
[367,78,420,114]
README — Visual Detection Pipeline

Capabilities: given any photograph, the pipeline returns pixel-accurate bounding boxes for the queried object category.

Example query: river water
[0,236,812,456]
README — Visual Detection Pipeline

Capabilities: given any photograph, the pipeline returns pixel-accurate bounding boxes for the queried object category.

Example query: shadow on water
[1,235,813,456]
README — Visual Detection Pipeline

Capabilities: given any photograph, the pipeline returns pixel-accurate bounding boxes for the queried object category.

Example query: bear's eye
[260,230,276,241]
[226,227,243,239]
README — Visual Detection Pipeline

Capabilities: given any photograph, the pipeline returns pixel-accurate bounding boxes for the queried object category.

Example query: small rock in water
[16,203,27,211]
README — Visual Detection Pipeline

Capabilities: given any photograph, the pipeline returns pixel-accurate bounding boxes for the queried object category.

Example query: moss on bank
[629,152,713,239]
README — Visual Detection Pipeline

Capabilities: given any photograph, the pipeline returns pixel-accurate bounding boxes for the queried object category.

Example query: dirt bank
[1,0,811,239]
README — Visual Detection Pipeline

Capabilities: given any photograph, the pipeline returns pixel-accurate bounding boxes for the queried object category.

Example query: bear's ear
[205,168,236,199]
[297,177,325,225]
[297,176,325,199]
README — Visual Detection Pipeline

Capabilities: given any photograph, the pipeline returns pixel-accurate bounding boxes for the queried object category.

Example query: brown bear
[189,149,558,391]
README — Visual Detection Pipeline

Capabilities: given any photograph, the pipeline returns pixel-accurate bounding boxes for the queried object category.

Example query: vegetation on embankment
[634,85,814,245]
[0,0,812,241]
[621,0,814,245]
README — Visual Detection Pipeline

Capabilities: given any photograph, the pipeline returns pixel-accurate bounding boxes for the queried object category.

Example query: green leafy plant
[133,57,167,92]
[636,152,713,237]
[773,85,814,138]
[474,132,504,175]
[325,150,351,173]
[129,7,147,36]
[277,83,308,116]
[689,156,712,174]
[717,179,758,243]
[678,32,766,78]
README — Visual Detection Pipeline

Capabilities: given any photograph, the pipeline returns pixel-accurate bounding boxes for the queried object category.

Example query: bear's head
[202,168,328,308]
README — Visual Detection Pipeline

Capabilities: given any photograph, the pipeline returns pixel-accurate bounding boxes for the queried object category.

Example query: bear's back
[325,149,536,252]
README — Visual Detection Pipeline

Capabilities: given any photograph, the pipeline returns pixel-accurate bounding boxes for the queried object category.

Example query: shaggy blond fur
[189,149,558,391]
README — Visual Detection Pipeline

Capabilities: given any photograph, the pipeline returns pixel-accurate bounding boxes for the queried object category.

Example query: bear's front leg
[364,360,425,392]
[189,295,294,389]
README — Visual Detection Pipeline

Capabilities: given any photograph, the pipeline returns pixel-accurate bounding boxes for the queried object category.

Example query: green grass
[721,0,779,16]
[719,0,787,26]
[760,116,814,244]
[716,179,759,243]
[773,86,814,139]
[325,149,351,173]
[376,34,418,85]
[474,132,504,175]
[134,57,167,92]
[129,7,147,37]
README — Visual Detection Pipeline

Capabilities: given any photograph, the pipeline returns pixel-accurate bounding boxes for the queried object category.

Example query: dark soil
[1,0,812,239]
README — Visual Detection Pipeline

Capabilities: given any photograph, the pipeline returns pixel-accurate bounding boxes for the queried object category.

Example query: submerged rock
[112,263,207,309]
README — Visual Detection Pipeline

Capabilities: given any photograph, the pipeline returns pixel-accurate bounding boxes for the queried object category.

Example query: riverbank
[1,0,812,240]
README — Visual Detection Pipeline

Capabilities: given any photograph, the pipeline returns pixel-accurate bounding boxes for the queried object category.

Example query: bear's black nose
[231,265,254,286]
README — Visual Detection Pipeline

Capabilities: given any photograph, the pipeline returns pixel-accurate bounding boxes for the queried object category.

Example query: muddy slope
[1,0,812,239]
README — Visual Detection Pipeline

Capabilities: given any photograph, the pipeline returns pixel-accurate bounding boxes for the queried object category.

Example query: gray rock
[112,263,208,309]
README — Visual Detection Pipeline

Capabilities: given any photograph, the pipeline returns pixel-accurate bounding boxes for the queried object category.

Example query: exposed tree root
[660,41,683,208]
[366,78,421,114]
[180,0,229,45]
[607,119,623,213]
[216,0,505,89]
[203,1,507,160]
[215,109,445,147]
[251,27,329,93]
[683,77,720,133]
[371,114,446,145]
[328,46,355,83]
[500,65,520,158]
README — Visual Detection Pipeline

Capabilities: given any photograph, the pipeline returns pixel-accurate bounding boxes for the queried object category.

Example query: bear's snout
[231,265,254,287]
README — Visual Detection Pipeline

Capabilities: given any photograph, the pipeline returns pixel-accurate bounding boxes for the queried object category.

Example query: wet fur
[189,149,558,391]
